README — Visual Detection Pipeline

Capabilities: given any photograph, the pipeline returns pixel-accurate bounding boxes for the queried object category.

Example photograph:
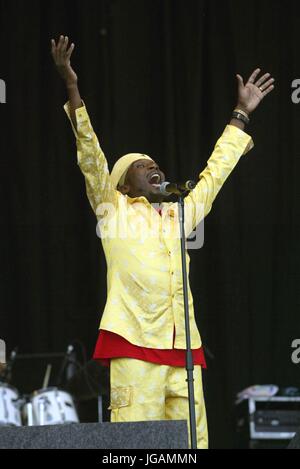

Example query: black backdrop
[1,0,300,448]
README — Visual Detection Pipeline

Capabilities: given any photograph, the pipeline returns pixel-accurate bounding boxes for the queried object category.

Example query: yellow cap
[110,153,153,189]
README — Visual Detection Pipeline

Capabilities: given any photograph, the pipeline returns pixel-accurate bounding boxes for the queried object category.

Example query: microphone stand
[56,345,75,387]
[178,192,197,449]
[1,348,18,384]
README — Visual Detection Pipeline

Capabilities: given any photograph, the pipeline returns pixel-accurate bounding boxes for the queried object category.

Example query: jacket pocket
[108,386,132,410]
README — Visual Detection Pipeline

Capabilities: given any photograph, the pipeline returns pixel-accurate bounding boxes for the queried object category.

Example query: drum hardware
[42,364,52,389]
[0,342,105,426]
[0,348,18,384]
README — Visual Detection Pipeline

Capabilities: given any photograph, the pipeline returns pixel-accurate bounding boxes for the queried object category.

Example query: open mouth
[148,172,161,186]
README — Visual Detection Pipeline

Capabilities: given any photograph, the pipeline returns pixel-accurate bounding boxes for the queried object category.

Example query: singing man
[51,35,274,448]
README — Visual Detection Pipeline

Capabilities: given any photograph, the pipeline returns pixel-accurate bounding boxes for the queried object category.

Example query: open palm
[236,68,275,114]
[51,36,77,85]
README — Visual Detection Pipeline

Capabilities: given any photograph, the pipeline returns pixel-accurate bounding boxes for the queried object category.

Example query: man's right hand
[51,35,82,128]
[51,36,78,86]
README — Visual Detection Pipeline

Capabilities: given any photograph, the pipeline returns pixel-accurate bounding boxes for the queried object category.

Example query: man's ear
[117,183,130,195]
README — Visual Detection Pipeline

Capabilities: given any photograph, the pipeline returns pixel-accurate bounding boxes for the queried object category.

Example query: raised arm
[183,68,275,234]
[51,36,118,214]
[51,36,81,128]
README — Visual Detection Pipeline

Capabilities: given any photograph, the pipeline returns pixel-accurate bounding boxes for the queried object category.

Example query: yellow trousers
[109,358,208,449]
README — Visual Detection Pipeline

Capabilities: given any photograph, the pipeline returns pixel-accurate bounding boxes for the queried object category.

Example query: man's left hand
[236,68,275,115]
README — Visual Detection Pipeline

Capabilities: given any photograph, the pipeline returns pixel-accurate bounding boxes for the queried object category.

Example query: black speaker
[0,420,188,449]
[288,429,300,449]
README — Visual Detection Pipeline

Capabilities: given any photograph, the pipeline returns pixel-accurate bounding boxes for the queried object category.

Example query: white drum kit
[0,345,99,427]
[0,383,79,427]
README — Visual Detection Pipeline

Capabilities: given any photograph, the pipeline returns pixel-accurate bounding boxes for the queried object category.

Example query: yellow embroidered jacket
[64,102,253,349]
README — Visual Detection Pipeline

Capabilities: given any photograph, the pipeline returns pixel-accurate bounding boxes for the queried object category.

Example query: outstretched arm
[51,35,81,129]
[183,68,275,234]
[50,35,118,213]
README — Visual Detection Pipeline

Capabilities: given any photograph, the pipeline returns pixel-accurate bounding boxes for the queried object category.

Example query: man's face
[118,159,166,203]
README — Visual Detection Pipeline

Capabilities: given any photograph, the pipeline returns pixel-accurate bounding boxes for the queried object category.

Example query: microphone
[158,180,196,196]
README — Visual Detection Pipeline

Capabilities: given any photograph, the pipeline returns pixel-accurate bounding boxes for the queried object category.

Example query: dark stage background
[1,0,300,448]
